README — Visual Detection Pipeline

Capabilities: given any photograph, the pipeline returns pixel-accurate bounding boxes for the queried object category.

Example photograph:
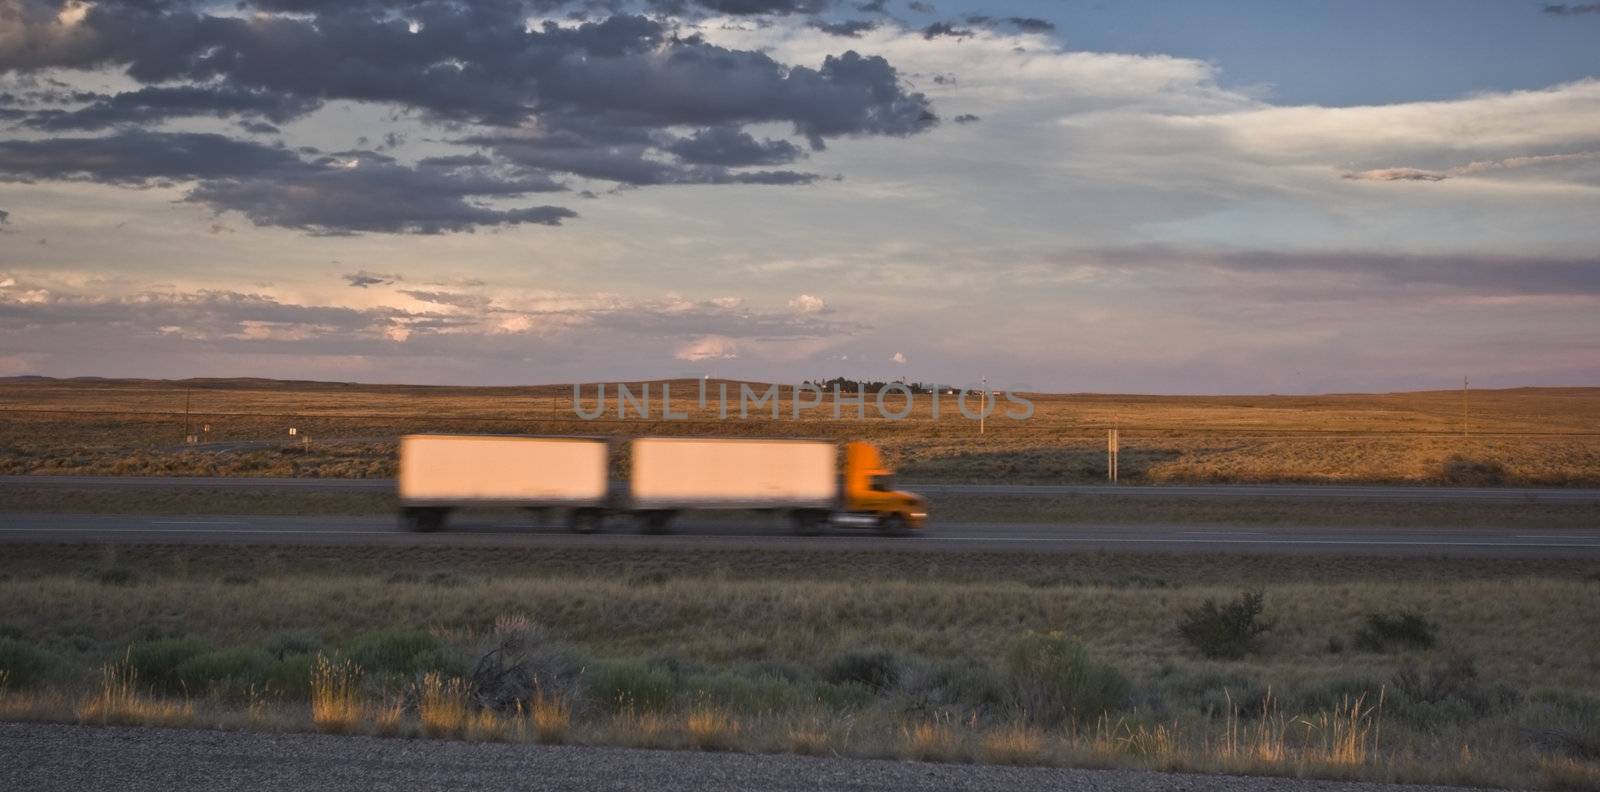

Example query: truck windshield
[869,474,895,492]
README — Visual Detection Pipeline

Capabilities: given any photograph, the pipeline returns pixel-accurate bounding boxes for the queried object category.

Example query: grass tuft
[309,655,362,734]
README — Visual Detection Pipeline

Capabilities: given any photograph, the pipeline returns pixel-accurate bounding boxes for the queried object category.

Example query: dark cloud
[344,271,401,288]
[665,126,803,166]
[0,131,302,183]
[1542,3,1600,14]
[237,120,280,134]
[921,22,971,39]
[20,86,321,131]
[907,1,935,14]
[1006,17,1055,33]
[1342,168,1448,182]
[1081,247,1600,299]
[952,113,980,124]
[397,288,490,308]
[854,0,888,13]
[187,161,577,235]
[0,1,935,232]
[684,0,829,14]
[811,19,878,37]
[0,131,575,234]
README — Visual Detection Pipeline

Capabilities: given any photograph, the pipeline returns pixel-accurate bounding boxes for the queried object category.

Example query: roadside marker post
[1108,428,1120,483]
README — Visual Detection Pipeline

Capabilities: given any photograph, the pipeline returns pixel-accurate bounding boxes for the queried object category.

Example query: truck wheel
[402,507,446,533]
[568,508,604,534]
[878,514,909,537]
[791,510,827,536]
[639,510,675,534]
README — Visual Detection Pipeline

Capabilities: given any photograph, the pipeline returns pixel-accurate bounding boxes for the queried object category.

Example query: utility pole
[1462,376,1469,437]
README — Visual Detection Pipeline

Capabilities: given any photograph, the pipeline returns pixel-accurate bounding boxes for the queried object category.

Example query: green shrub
[813,680,876,711]
[1522,689,1600,760]
[686,670,809,713]
[1177,591,1271,659]
[1391,656,1521,725]
[174,648,273,697]
[0,638,53,688]
[1353,610,1438,653]
[902,656,1006,712]
[265,631,323,660]
[587,659,680,712]
[1149,665,1266,719]
[264,654,315,699]
[347,627,445,677]
[125,637,210,694]
[821,648,901,692]
[1004,631,1129,726]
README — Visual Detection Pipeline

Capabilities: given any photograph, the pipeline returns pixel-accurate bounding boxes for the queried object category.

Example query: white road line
[147,520,246,525]
[926,536,1600,548]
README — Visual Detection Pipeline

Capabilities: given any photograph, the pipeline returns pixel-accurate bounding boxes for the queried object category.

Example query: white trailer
[397,434,609,531]
[629,437,837,532]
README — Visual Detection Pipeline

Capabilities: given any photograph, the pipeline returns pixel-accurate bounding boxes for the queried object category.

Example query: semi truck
[397,434,926,535]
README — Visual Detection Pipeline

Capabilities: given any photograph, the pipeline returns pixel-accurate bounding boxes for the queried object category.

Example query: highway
[2,511,1597,556]
[4,474,1599,504]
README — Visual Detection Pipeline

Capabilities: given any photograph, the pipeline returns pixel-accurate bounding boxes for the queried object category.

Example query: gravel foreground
[0,723,1508,792]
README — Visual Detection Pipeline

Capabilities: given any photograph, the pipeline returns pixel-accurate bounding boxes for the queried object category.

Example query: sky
[0,0,1597,393]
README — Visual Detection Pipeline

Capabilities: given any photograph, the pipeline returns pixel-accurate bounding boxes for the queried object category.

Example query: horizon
[4,372,1592,400]
[3,1,1599,391]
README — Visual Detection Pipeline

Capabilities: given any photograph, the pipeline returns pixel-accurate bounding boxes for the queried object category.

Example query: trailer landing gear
[401,507,448,532]
[638,510,676,534]
[568,508,605,534]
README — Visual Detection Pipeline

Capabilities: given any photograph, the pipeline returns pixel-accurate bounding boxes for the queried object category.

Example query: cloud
[1342,151,1600,183]
[1342,168,1448,182]
[664,126,804,167]
[1005,17,1055,33]
[0,131,576,234]
[811,19,877,37]
[343,271,400,288]
[19,86,322,132]
[952,113,980,124]
[921,22,972,40]
[0,273,853,375]
[1057,246,1600,301]
[891,351,905,363]
[0,1,936,232]
[0,130,302,184]
[1542,3,1600,14]
[788,293,826,313]
[675,335,739,361]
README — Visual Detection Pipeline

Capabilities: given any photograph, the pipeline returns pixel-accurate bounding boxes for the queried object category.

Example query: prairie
[2,377,1597,486]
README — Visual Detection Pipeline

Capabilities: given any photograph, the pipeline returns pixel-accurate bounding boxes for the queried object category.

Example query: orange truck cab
[838,441,928,533]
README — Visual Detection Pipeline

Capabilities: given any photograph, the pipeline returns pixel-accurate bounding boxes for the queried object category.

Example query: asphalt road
[3,511,1597,556]
[5,474,1598,504]
[0,723,1507,792]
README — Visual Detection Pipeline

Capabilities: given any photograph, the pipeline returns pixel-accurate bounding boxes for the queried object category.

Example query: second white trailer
[628,437,837,531]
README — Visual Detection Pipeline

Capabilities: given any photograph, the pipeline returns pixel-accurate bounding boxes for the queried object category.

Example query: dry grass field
[0,545,1597,789]
[2,377,1597,485]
